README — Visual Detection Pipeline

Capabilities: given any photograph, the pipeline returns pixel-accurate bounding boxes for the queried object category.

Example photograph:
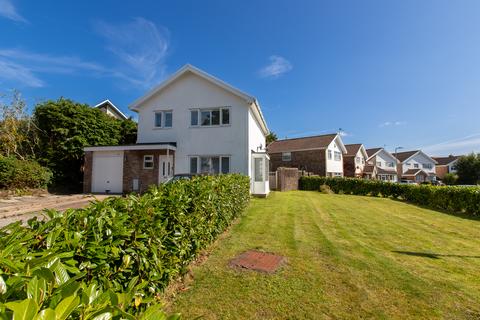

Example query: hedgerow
[0,174,250,319]
[299,176,480,216]
[0,156,52,189]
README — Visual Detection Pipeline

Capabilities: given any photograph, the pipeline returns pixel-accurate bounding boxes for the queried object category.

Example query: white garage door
[92,151,124,194]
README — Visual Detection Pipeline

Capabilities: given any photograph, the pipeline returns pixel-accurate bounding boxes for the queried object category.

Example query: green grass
[168,191,480,319]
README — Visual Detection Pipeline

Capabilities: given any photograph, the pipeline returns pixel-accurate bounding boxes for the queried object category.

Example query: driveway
[0,194,110,227]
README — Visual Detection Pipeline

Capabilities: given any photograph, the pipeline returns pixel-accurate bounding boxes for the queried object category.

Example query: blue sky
[1,0,479,156]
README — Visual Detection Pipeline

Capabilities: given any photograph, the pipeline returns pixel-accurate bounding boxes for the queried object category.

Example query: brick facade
[83,149,175,194]
[435,165,448,179]
[83,151,93,193]
[343,156,356,177]
[269,149,326,176]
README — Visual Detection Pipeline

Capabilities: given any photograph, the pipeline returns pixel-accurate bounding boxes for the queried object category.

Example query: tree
[266,131,278,145]
[442,173,458,185]
[0,90,39,159]
[455,153,480,185]
[33,98,137,190]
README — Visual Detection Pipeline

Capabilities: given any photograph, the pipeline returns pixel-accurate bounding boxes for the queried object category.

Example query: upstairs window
[356,156,360,164]
[282,152,292,162]
[154,111,172,128]
[386,162,394,167]
[377,161,382,167]
[423,163,433,169]
[334,151,341,161]
[191,107,230,127]
[328,150,332,160]
[414,163,419,168]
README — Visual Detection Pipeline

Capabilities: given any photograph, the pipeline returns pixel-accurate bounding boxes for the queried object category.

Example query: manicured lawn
[168,191,480,319]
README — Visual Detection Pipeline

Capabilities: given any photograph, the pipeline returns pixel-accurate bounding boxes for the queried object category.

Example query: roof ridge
[271,133,337,143]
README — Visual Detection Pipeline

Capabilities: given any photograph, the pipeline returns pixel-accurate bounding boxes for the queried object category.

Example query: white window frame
[356,156,360,164]
[414,163,419,169]
[190,107,231,127]
[143,155,154,169]
[154,110,173,128]
[189,155,231,174]
[334,151,341,161]
[327,150,332,160]
[282,152,292,162]
[422,163,433,169]
[386,162,394,168]
[377,161,382,167]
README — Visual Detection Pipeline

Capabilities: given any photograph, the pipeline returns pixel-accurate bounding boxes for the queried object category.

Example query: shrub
[443,173,458,185]
[0,174,250,317]
[0,156,52,189]
[320,184,333,194]
[299,176,480,216]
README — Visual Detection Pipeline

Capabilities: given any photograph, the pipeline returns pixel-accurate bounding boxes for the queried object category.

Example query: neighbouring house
[432,155,459,180]
[84,64,270,196]
[94,99,128,120]
[365,148,398,182]
[343,144,368,177]
[395,150,437,183]
[267,133,347,177]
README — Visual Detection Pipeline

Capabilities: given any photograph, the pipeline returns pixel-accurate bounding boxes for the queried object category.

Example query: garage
[92,151,124,194]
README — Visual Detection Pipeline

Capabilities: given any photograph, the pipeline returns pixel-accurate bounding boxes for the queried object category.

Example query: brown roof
[344,144,362,156]
[267,134,337,153]
[377,167,397,175]
[403,169,425,176]
[395,150,419,162]
[366,148,382,158]
[363,165,375,174]
[432,155,459,166]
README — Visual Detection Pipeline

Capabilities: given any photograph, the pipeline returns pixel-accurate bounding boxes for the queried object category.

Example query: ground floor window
[190,156,230,174]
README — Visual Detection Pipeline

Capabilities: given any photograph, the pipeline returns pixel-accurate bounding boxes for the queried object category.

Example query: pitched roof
[432,155,459,166]
[129,64,268,135]
[395,150,419,162]
[94,99,128,120]
[344,144,362,156]
[363,165,375,174]
[267,134,338,153]
[402,169,426,176]
[377,167,397,175]
[366,148,382,158]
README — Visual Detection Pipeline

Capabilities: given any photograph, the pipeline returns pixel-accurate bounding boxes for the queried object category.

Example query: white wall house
[395,150,437,183]
[365,148,398,182]
[84,65,270,196]
[343,144,368,177]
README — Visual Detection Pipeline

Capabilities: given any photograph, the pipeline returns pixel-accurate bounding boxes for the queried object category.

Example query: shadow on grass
[392,250,480,259]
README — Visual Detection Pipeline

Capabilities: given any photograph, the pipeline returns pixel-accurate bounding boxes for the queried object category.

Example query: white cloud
[259,55,292,79]
[0,0,27,23]
[422,133,480,156]
[94,17,169,88]
[379,121,406,128]
[0,48,135,88]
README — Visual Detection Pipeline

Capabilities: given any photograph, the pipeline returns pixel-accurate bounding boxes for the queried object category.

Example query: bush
[0,174,250,318]
[443,173,458,185]
[299,176,480,216]
[0,156,52,189]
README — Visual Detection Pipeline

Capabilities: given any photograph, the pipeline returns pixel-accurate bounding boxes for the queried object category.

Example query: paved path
[0,194,110,227]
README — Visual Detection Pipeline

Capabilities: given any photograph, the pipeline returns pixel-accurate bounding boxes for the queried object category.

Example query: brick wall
[269,149,326,176]
[122,150,173,193]
[343,156,356,177]
[435,165,448,179]
[83,151,93,193]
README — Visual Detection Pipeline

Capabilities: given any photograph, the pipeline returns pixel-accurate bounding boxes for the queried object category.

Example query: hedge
[299,176,480,216]
[0,174,250,318]
[0,156,52,189]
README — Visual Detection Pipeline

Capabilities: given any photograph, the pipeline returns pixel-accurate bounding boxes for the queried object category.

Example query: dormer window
[191,107,230,127]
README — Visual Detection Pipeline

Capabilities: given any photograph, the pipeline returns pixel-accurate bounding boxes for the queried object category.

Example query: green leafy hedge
[299,176,480,216]
[0,174,250,318]
[0,156,52,189]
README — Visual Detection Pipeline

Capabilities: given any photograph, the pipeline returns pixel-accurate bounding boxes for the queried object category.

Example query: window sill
[153,127,172,130]
[189,124,231,129]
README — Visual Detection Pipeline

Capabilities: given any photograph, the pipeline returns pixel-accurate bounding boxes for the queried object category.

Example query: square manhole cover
[230,250,286,273]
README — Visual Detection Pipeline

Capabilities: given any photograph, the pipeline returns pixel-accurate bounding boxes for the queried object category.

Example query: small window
[422,163,432,169]
[328,150,332,160]
[282,152,291,162]
[414,163,419,168]
[190,157,198,174]
[143,155,154,169]
[254,158,263,182]
[221,157,230,174]
[212,110,220,125]
[221,108,230,125]
[377,161,382,167]
[356,157,360,164]
[155,113,162,127]
[334,151,341,161]
[386,162,394,167]
[191,110,198,126]
[201,111,211,126]
[164,111,172,127]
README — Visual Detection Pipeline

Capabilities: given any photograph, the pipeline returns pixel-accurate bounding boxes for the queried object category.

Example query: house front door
[158,155,174,183]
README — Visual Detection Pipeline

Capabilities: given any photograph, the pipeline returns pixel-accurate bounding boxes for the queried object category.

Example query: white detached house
[83,65,270,196]
[395,150,437,183]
